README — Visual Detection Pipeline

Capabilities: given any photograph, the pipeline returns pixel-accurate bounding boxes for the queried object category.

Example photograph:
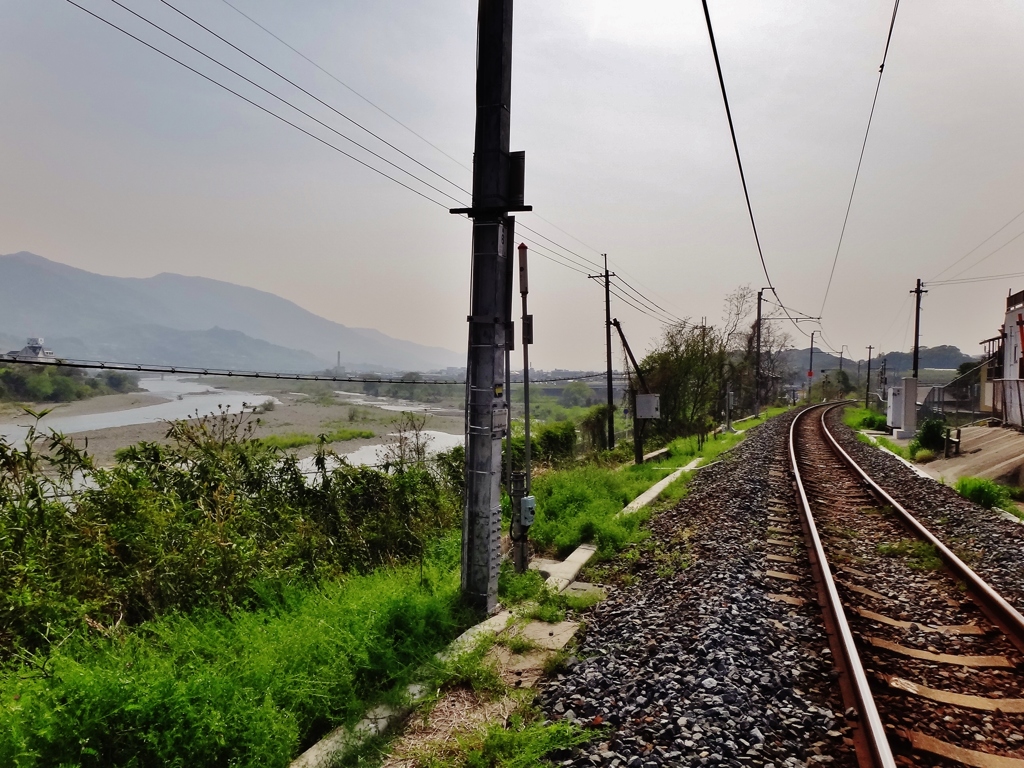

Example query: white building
[4,337,55,362]
[994,290,1024,426]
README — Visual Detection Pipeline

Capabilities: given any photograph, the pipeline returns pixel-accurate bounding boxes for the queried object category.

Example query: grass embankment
[528,406,790,561]
[1,403,786,767]
[954,477,1024,518]
[0,412,467,767]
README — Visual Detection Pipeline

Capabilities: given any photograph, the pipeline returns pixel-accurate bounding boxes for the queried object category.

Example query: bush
[917,418,946,452]
[536,420,578,463]
[955,477,1014,510]
[0,411,461,657]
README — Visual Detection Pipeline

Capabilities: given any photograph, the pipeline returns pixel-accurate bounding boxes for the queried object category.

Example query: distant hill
[0,252,462,372]
[780,344,977,382]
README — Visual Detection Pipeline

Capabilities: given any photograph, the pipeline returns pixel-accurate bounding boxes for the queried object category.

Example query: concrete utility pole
[808,331,815,400]
[451,0,530,615]
[911,278,927,379]
[589,255,616,449]
[865,345,873,408]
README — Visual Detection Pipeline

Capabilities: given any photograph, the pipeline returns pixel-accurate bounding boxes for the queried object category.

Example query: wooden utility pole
[755,288,764,416]
[808,331,816,400]
[451,0,530,615]
[865,345,873,408]
[589,255,616,449]
[911,278,927,379]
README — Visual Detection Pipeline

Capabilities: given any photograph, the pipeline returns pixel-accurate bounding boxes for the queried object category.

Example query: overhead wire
[217,0,471,173]
[941,228,1024,283]
[818,0,901,317]
[928,270,1024,287]
[156,0,469,197]
[64,0,456,210]
[613,276,686,324]
[607,284,676,326]
[699,0,809,338]
[98,0,467,206]
[929,203,1024,281]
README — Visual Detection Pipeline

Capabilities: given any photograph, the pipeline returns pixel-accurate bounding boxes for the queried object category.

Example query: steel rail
[818,404,1024,655]
[789,405,896,768]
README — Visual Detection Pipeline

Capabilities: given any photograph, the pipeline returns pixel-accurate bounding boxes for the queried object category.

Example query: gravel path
[827,410,1024,610]
[540,412,855,767]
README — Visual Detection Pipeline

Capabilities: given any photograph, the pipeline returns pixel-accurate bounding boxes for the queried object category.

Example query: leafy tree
[559,380,594,407]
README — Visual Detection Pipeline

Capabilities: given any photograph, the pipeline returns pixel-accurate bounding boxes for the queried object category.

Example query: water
[295,429,464,474]
[335,390,462,416]
[0,376,274,443]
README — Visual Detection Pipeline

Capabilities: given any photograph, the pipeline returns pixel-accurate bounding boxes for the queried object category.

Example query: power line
[942,227,1024,282]
[0,355,612,385]
[64,0,455,210]
[700,0,809,339]
[929,204,1024,281]
[818,0,901,317]
[156,0,469,197]
[98,0,466,206]
[613,276,686,324]
[928,270,1024,287]
[608,284,676,326]
[217,0,471,173]
[517,223,603,271]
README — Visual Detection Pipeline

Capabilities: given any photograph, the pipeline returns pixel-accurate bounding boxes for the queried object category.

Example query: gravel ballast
[540,412,855,768]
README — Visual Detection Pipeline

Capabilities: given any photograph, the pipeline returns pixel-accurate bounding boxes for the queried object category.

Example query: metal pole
[865,345,873,409]
[912,278,927,379]
[519,244,531,493]
[456,0,522,616]
[604,253,615,450]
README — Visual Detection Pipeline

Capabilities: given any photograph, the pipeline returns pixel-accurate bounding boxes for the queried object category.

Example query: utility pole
[808,331,815,401]
[451,0,530,616]
[865,345,873,408]
[589,255,616,450]
[755,288,764,417]
[911,278,927,379]
[839,345,846,372]
[611,318,648,465]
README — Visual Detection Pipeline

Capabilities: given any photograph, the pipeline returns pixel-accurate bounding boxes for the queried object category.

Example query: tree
[559,381,594,407]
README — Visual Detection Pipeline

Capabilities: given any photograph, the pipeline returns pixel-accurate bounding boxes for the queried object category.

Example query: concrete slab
[562,581,607,601]
[544,544,597,591]
[518,620,580,651]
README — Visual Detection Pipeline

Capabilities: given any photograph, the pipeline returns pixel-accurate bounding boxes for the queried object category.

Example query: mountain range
[0,252,462,372]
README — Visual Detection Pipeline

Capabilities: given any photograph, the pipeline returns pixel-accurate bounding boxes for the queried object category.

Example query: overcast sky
[2,0,1023,370]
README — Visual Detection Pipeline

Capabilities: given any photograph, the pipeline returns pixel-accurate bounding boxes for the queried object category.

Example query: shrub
[914,448,937,463]
[536,420,578,463]
[0,411,460,657]
[916,418,947,452]
[955,477,1013,510]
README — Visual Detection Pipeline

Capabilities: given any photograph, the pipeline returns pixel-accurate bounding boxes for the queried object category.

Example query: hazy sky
[3,0,1024,370]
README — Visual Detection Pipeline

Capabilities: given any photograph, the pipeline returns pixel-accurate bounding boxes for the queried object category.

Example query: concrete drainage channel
[288,457,704,768]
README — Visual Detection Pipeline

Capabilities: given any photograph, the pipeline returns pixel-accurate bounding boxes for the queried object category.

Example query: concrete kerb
[289,456,705,768]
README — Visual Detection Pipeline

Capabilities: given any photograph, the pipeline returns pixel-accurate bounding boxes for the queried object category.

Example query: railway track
[789,403,1024,768]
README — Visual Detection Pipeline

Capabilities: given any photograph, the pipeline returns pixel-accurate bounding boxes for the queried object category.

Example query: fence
[919,380,985,427]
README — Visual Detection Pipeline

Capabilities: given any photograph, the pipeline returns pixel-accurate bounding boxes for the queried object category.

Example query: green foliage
[843,406,887,431]
[536,420,578,463]
[528,466,651,557]
[0,365,138,403]
[0,411,462,657]
[257,428,374,450]
[955,476,1019,513]
[0,536,470,768]
[578,405,614,452]
[427,712,589,768]
[558,381,595,408]
[916,418,947,452]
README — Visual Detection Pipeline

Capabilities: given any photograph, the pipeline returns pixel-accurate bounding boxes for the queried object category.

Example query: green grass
[257,427,374,450]
[0,536,470,768]
[954,476,1022,517]
[876,539,943,571]
[843,406,888,431]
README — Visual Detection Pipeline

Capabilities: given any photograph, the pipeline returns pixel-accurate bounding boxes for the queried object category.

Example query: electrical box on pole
[451,0,530,616]
[636,394,660,419]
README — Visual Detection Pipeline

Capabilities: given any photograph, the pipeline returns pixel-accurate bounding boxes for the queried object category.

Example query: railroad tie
[867,636,1013,668]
